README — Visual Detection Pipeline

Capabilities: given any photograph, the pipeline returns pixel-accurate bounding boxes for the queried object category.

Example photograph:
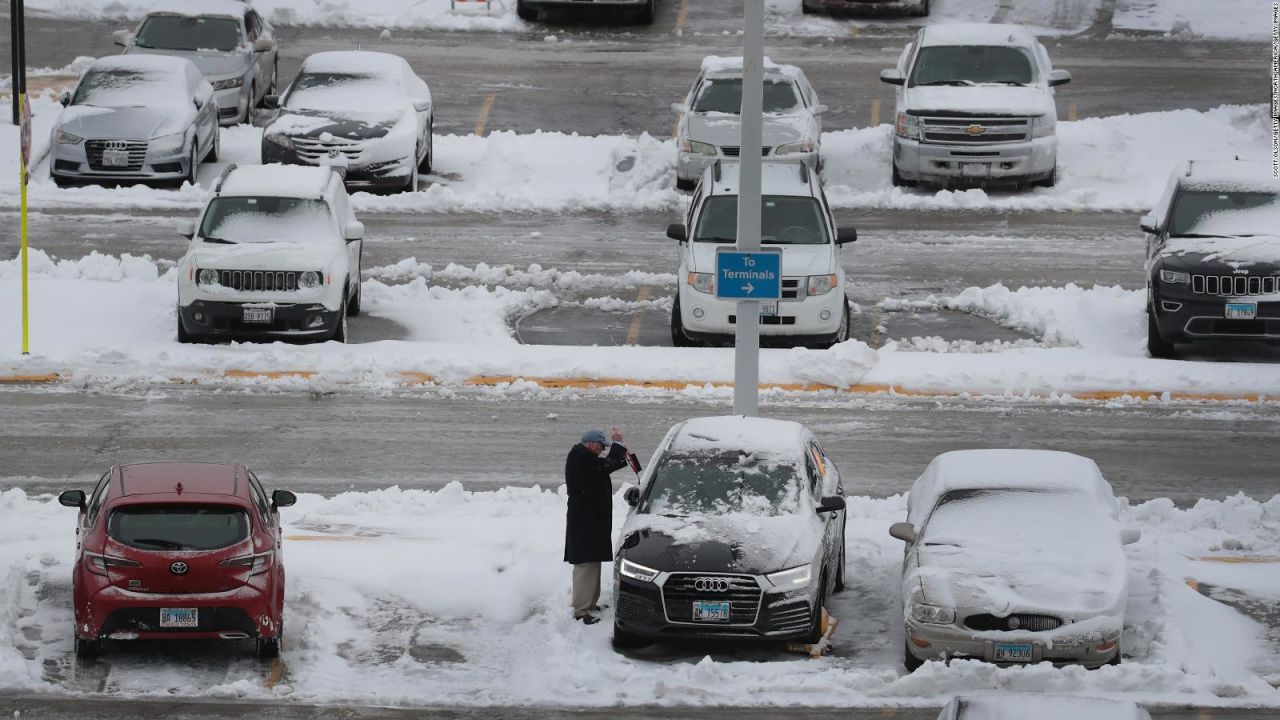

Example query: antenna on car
[799,162,809,184]
[713,160,722,182]
[213,163,238,194]
[1184,160,1194,177]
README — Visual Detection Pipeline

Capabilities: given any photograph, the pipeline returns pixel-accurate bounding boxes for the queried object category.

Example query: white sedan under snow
[890,449,1141,670]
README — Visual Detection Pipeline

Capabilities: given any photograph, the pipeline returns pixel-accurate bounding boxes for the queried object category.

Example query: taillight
[220,551,274,576]
[84,552,142,576]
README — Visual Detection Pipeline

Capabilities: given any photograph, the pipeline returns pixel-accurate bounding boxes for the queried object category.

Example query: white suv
[177,164,365,343]
[668,161,855,348]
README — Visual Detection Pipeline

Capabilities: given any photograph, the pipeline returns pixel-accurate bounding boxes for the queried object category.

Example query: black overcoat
[564,442,628,564]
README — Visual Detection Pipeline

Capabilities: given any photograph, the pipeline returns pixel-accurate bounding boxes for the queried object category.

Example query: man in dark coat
[565,427,629,624]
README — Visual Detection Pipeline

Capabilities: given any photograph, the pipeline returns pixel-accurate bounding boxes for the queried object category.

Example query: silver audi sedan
[50,55,219,188]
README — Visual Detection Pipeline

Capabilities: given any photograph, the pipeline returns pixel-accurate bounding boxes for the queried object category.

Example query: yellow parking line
[881,708,897,718]
[1198,710,1213,720]
[265,657,285,688]
[625,288,651,346]
[870,98,882,127]
[221,369,316,381]
[474,93,497,136]
[1186,578,1200,592]
[1196,556,1280,564]
[1067,100,1078,121]
[0,373,60,384]
[849,24,861,37]
[674,0,689,34]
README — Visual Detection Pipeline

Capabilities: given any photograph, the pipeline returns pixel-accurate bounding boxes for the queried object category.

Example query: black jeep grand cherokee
[1143,159,1280,358]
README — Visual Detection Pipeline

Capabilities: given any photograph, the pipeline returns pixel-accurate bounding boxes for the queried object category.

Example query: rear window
[108,505,249,551]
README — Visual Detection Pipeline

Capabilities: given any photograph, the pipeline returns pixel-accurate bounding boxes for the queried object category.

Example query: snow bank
[1113,0,1270,40]
[0,484,1276,705]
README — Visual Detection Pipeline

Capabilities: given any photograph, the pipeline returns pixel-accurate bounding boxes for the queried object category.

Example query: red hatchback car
[59,463,296,658]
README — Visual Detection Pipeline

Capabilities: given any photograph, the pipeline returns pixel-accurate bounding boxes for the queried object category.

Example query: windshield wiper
[1170,233,1230,239]
[130,537,186,550]
[985,80,1029,86]
[917,80,976,87]
[698,236,736,243]
[201,236,235,244]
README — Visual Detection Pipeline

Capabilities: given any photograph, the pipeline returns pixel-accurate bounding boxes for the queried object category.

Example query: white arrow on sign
[743,283,754,294]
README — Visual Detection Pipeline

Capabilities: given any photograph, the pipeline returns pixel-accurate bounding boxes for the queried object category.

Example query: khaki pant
[571,562,602,618]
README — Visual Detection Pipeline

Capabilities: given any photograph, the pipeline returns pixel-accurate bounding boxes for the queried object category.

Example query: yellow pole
[20,92,29,355]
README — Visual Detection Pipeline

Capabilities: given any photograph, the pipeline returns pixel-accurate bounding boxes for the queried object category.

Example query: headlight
[211,77,244,91]
[150,132,186,155]
[1032,114,1056,138]
[1160,269,1190,285]
[775,140,816,156]
[765,564,812,588]
[807,274,837,296]
[910,602,955,625]
[54,129,84,145]
[299,271,321,289]
[197,268,219,286]
[687,272,714,294]
[264,133,294,150]
[895,112,920,140]
[619,559,659,582]
[680,139,718,156]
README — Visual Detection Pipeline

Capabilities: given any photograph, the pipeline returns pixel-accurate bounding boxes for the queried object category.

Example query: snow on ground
[0,484,1277,705]
[765,0,1099,38]
[1112,0,1270,40]
[1,95,1267,215]
[4,250,1280,400]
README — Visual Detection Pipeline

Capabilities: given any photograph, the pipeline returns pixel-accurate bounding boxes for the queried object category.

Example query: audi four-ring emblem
[170,561,188,575]
[692,577,730,592]
[103,140,129,150]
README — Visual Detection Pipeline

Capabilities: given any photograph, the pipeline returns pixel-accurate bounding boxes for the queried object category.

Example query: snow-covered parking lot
[0,485,1277,706]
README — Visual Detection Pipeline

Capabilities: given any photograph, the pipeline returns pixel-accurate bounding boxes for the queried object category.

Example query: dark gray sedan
[50,55,219,188]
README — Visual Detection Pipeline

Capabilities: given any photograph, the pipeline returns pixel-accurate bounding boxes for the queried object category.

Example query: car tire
[243,84,255,125]
[516,0,538,21]
[891,163,915,188]
[634,0,655,24]
[1035,165,1058,188]
[333,298,348,343]
[903,639,924,672]
[262,62,279,104]
[347,266,362,317]
[256,635,280,659]
[911,0,929,16]
[675,177,697,192]
[801,0,815,14]
[799,576,828,644]
[177,313,192,344]
[403,156,420,193]
[834,520,847,592]
[207,126,221,162]
[182,145,198,188]
[75,635,100,658]
[418,121,433,174]
[52,174,72,189]
[827,299,850,348]
[1146,307,1176,359]
[612,622,648,649]
[671,297,694,347]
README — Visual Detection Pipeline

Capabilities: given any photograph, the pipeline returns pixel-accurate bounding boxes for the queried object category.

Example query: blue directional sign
[715,248,782,301]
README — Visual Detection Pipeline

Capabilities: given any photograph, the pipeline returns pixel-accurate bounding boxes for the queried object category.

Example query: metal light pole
[10,0,26,126]
[732,0,765,417]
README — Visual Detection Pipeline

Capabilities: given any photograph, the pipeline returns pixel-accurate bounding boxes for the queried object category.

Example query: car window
[694,195,831,245]
[909,45,1036,87]
[693,78,801,114]
[284,71,406,114]
[1167,190,1280,237]
[134,15,242,53]
[72,68,188,109]
[199,196,337,244]
[686,187,703,228]
[639,451,804,517]
[921,488,1105,547]
[245,11,262,40]
[247,471,273,527]
[108,505,249,551]
[87,471,111,526]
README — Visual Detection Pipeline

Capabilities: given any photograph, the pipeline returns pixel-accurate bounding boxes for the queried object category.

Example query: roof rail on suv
[212,163,238,194]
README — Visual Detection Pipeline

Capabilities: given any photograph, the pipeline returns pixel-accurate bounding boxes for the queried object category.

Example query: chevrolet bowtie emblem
[965,125,987,136]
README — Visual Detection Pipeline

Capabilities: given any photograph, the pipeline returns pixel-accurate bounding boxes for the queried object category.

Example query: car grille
[218,106,240,119]
[964,613,1062,632]
[921,117,1032,144]
[764,598,812,635]
[721,146,772,157]
[781,277,804,300]
[218,270,300,292]
[292,136,365,163]
[662,573,762,625]
[728,315,797,325]
[85,140,147,171]
[617,589,661,624]
[1191,274,1279,296]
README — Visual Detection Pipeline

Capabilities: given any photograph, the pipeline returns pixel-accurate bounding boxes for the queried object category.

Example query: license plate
[692,601,731,622]
[960,163,989,178]
[1225,302,1257,320]
[160,608,198,628]
[759,302,778,317]
[102,149,130,167]
[242,307,273,324]
[993,642,1034,662]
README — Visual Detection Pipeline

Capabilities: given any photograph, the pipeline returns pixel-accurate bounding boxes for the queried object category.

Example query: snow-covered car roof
[1177,159,1280,193]
[217,164,336,199]
[302,51,409,78]
[146,0,249,19]
[906,449,1117,527]
[950,693,1151,720]
[89,54,193,76]
[707,161,817,199]
[700,55,801,80]
[918,22,1038,48]
[77,55,197,107]
[666,416,810,459]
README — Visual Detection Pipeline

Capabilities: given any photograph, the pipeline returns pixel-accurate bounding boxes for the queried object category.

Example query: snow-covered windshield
[135,16,242,53]
[284,72,404,113]
[909,45,1035,87]
[199,197,335,244]
[72,69,183,108]
[1169,190,1280,237]
[639,451,803,517]
[922,488,1104,548]
[695,196,830,245]
[694,78,801,114]
[109,505,248,551]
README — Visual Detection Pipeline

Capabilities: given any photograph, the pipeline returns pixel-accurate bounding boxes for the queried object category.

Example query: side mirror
[666,223,687,242]
[112,29,132,47]
[263,95,280,110]
[624,486,641,507]
[879,69,905,86]
[181,219,196,239]
[193,96,205,110]
[271,489,297,509]
[253,36,273,52]
[812,103,829,116]
[1120,528,1142,546]
[59,490,86,510]
[1048,69,1072,87]
[1139,214,1160,235]
[836,226,857,245]
[816,496,846,515]
[670,102,690,114]
[59,91,71,107]
[413,100,431,113]
[344,221,365,242]
[889,521,917,543]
